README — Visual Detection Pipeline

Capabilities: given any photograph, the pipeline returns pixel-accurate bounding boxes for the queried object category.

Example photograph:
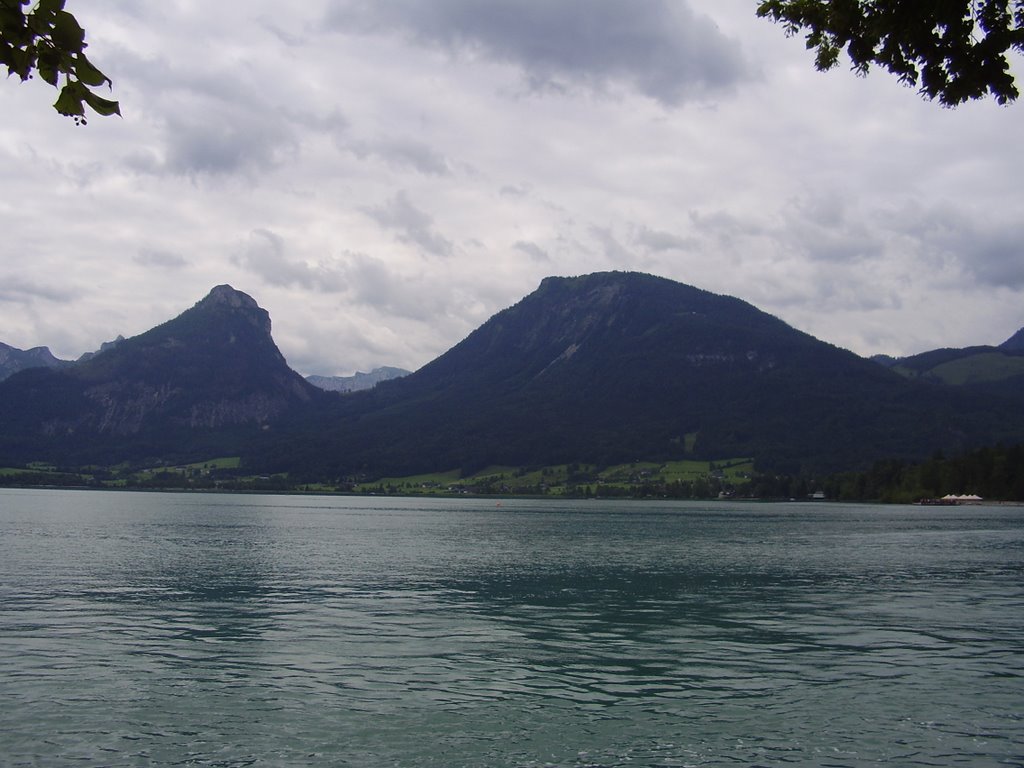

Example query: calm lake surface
[1,489,1022,767]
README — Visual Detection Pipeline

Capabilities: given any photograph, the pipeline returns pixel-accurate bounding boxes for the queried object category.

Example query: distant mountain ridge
[0,342,69,381]
[307,367,409,392]
[76,336,125,363]
[1,336,127,382]
[873,324,1024,396]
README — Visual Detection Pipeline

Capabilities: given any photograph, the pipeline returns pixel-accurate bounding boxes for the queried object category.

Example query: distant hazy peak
[306,367,410,392]
[77,335,124,363]
[0,342,69,381]
[0,341,60,358]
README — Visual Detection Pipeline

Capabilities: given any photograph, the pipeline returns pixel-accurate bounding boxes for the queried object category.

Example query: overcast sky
[1,1,1021,375]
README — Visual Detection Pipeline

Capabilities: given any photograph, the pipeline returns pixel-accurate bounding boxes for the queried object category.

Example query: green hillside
[928,352,1024,385]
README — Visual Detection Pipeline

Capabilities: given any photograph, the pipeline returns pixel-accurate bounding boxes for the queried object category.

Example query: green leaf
[36,46,59,85]
[0,7,31,45]
[51,9,83,53]
[82,87,120,116]
[74,52,109,87]
[25,4,56,37]
[52,80,84,116]
[34,0,66,13]
[6,42,31,79]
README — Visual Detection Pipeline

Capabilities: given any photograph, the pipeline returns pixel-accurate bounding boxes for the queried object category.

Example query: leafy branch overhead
[757,0,1024,105]
[0,0,118,123]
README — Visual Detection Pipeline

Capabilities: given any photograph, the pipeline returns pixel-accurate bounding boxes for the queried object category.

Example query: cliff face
[0,285,322,464]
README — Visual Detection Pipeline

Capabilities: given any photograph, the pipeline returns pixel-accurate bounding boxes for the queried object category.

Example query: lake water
[1,489,1022,767]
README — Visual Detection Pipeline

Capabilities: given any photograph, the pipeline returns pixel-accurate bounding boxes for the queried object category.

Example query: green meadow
[355,458,754,497]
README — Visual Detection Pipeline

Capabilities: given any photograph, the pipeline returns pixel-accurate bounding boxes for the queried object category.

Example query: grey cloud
[690,199,884,264]
[151,102,350,178]
[162,114,297,178]
[336,252,394,307]
[632,225,696,253]
[337,252,455,322]
[967,235,1024,288]
[233,229,346,292]
[780,195,884,264]
[514,240,550,262]
[812,273,903,311]
[113,49,326,179]
[285,330,400,378]
[291,108,350,135]
[238,241,456,330]
[0,277,76,304]
[882,204,1024,289]
[689,209,765,246]
[124,110,298,179]
[134,248,189,269]
[350,137,452,176]
[749,263,903,316]
[113,49,247,106]
[326,0,750,105]
[499,184,530,198]
[362,191,455,257]
[590,226,634,265]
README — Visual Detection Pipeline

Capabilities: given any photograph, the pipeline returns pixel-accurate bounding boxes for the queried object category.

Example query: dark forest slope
[258,273,1024,477]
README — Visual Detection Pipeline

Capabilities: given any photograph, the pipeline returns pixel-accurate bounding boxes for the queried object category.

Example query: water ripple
[2,491,1024,766]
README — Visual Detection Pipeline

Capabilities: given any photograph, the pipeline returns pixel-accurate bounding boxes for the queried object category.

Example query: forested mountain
[3,273,1023,478]
[0,285,324,466]
[251,273,1024,478]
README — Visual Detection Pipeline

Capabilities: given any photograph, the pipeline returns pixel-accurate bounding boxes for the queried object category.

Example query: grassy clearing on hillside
[355,469,464,493]
[1,463,67,476]
[931,354,1024,386]
[180,457,242,470]
[354,458,753,497]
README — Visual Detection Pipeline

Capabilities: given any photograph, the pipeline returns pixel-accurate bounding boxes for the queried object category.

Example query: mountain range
[1,272,1022,478]
[306,367,409,393]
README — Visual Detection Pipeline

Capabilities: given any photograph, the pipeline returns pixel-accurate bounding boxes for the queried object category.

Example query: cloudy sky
[1,1,1021,376]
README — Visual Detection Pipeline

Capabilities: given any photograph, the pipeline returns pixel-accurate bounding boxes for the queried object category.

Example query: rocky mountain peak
[195,285,272,336]
[203,284,260,311]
